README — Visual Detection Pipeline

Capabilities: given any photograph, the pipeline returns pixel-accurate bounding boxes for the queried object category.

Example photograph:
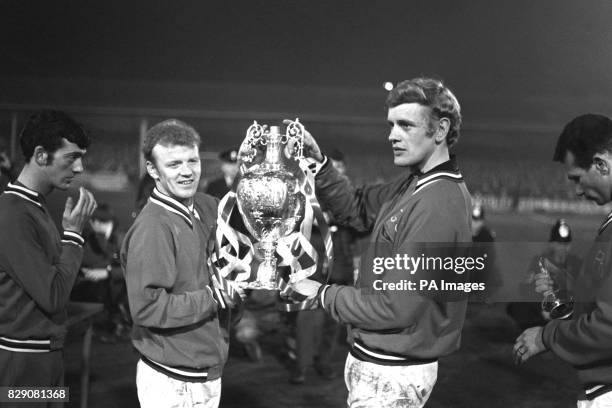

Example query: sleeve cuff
[318,284,331,310]
[61,230,85,247]
[208,285,227,310]
[305,156,328,176]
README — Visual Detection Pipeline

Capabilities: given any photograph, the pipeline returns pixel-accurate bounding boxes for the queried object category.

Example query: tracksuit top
[0,182,84,352]
[315,156,473,365]
[121,188,227,382]
[542,212,612,400]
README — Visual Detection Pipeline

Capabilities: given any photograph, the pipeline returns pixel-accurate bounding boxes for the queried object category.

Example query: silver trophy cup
[235,121,306,289]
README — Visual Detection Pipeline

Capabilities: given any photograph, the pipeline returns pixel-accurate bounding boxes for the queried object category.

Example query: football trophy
[234,121,307,289]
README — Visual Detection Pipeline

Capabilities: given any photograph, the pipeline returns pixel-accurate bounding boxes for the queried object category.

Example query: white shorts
[578,391,612,408]
[136,359,221,408]
[344,352,438,408]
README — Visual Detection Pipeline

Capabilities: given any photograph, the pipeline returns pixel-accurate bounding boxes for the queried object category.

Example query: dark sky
[2,0,612,99]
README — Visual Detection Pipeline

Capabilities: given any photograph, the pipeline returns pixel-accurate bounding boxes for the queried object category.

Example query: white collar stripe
[152,188,192,215]
[149,197,194,228]
[414,172,463,195]
[416,171,463,187]
[4,191,43,208]
[6,182,41,199]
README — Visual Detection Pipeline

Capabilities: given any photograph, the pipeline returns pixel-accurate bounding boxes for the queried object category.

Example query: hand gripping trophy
[213,119,332,299]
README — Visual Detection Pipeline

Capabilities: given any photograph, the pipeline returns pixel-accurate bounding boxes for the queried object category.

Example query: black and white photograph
[1,1,612,407]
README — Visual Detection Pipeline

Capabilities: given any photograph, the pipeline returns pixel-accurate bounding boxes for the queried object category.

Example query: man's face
[387,103,437,169]
[564,151,612,205]
[331,159,346,176]
[220,161,239,180]
[90,219,114,237]
[45,138,86,190]
[148,143,201,205]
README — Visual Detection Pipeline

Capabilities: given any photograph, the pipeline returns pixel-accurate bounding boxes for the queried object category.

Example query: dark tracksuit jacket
[121,188,227,382]
[315,157,473,365]
[0,182,84,358]
[542,213,612,400]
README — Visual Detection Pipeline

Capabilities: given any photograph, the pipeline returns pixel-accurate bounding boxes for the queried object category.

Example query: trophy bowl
[235,122,306,289]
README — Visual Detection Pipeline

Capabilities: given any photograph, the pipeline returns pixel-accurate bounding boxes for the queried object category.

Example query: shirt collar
[4,181,45,209]
[149,187,199,228]
[415,155,459,177]
[413,156,463,194]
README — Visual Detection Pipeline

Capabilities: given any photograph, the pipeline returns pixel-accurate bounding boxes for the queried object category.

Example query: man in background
[290,148,359,384]
[0,149,18,192]
[71,203,130,342]
[205,148,239,198]
[508,219,581,330]
[515,114,612,407]
[0,110,96,394]
[470,203,501,303]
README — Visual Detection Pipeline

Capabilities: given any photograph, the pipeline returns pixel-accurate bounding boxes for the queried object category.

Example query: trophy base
[549,303,573,320]
[543,297,574,320]
[240,280,278,290]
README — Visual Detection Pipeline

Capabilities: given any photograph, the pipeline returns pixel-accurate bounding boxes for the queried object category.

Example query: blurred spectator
[507,219,581,330]
[71,203,130,342]
[134,173,156,215]
[0,150,18,192]
[470,203,502,302]
[205,147,263,362]
[471,203,495,242]
[205,148,239,198]
[289,149,358,384]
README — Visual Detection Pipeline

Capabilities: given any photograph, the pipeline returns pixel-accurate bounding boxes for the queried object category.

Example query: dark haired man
[0,110,97,392]
[122,119,242,408]
[290,78,472,407]
[514,114,612,407]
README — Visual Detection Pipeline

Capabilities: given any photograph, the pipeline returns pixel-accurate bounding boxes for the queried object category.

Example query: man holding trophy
[290,77,473,407]
[122,119,242,408]
[514,114,612,407]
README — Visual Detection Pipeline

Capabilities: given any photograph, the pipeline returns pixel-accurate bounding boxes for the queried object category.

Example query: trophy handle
[246,121,264,142]
[239,121,265,166]
[285,118,305,159]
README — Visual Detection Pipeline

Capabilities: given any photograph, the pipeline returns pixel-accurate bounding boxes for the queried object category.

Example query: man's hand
[282,119,324,162]
[62,187,97,234]
[513,326,547,365]
[534,272,554,295]
[290,278,322,298]
[82,267,109,281]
